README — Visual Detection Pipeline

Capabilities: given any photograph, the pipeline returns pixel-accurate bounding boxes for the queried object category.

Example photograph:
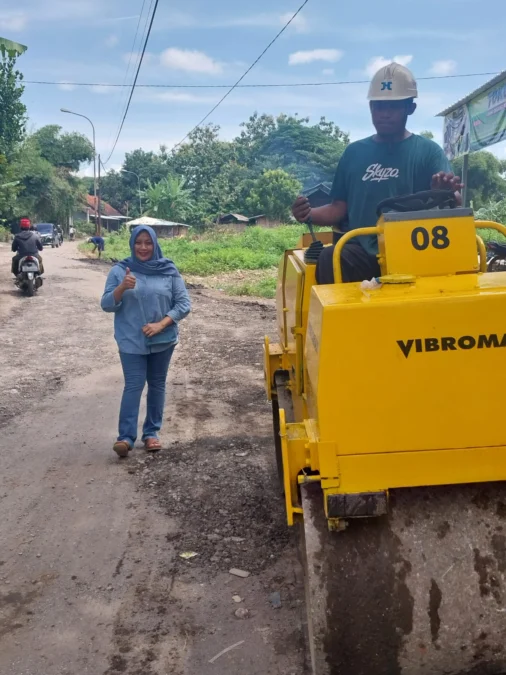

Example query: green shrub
[0,225,11,242]
[475,200,506,245]
[74,219,96,236]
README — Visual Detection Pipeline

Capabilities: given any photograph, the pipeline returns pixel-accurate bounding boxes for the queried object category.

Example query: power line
[173,0,311,148]
[106,0,149,151]
[102,0,159,164]
[27,72,501,89]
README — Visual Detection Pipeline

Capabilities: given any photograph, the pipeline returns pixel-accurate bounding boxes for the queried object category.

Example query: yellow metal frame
[331,220,506,283]
[268,213,506,527]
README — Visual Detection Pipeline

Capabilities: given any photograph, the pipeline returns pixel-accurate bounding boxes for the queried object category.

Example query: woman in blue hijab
[101,225,191,457]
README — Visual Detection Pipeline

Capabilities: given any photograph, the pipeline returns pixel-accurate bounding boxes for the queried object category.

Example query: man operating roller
[291,62,463,284]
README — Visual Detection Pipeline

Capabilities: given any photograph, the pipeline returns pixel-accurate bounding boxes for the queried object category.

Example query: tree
[169,125,235,201]
[143,176,193,222]
[452,151,506,209]
[97,148,168,218]
[420,130,435,140]
[246,169,301,221]
[235,113,349,187]
[0,49,26,160]
[32,125,93,171]
[98,170,127,214]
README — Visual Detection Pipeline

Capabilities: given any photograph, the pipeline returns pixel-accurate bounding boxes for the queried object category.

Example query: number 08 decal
[411,225,450,251]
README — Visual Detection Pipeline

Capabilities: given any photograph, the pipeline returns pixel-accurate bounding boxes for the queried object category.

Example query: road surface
[0,242,307,675]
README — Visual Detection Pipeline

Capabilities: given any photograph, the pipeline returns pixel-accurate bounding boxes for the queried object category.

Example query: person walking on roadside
[101,225,191,458]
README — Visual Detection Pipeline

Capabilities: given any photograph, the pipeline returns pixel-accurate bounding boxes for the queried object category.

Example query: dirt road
[0,242,307,675]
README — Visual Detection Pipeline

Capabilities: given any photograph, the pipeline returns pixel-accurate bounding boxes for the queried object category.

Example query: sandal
[144,438,162,452]
[113,441,131,458]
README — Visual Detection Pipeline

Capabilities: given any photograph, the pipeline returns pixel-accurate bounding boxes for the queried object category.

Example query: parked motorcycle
[486,241,506,272]
[15,255,43,297]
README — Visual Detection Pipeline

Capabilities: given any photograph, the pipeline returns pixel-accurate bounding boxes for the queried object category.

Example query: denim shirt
[101,264,191,355]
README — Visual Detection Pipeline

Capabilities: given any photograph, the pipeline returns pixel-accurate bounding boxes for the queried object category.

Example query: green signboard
[468,76,506,151]
[443,75,506,160]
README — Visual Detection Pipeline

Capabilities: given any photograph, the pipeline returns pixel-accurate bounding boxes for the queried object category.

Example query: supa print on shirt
[362,163,400,182]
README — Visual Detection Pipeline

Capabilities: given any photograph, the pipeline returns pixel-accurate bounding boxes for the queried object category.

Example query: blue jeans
[118,347,175,447]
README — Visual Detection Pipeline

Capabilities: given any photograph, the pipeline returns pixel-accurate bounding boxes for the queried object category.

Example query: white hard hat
[368,62,418,101]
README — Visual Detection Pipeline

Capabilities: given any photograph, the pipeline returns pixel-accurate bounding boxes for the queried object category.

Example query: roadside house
[73,195,128,232]
[302,182,332,208]
[217,213,250,233]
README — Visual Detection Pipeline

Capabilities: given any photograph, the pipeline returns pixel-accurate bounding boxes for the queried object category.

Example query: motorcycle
[486,241,506,272]
[15,255,43,297]
[69,231,75,242]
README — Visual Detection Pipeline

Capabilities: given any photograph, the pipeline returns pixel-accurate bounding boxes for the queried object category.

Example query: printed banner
[443,105,470,160]
[443,75,506,159]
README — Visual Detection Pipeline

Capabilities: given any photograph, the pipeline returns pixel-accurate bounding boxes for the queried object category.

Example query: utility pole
[97,153,102,237]
[60,109,96,207]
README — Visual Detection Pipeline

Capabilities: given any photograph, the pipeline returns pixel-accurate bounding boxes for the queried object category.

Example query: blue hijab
[117,225,179,276]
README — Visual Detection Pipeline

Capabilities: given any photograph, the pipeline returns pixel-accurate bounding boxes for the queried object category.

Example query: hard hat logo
[368,62,418,101]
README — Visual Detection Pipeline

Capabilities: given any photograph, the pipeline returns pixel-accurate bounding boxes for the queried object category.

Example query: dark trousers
[315,233,380,285]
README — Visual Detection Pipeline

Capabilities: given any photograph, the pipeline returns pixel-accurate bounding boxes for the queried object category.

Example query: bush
[0,225,11,242]
[476,200,506,244]
[74,219,96,236]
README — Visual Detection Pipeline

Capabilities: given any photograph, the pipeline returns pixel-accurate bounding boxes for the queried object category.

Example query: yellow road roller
[264,190,506,675]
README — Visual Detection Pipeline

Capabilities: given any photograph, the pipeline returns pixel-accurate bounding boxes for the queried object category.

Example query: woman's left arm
[142,275,192,337]
[167,275,191,324]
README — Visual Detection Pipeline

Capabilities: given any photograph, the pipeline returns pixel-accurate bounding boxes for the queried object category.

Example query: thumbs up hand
[122,267,136,290]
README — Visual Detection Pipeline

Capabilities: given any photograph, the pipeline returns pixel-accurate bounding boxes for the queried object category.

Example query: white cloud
[322,68,335,76]
[429,59,457,76]
[365,55,413,77]
[58,81,76,92]
[150,90,252,107]
[103,15,139,23]
[105,34,119,48]
[214,12,309,32]
[0,11,27,31]
[90,85,113,94]
[157,92,217,104]
[279,12,308,33]
[289,49,343,66]
[160,48,222,75]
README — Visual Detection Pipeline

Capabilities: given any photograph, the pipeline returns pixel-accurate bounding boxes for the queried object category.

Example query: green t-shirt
[330,134,451,255]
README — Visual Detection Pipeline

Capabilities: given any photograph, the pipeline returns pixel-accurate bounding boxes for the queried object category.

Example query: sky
[1,0,505,175]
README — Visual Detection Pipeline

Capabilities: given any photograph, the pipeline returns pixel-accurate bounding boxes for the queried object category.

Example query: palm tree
[143,175,193,222]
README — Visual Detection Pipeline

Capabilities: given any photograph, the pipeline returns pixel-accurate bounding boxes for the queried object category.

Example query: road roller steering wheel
[376,189,458,216]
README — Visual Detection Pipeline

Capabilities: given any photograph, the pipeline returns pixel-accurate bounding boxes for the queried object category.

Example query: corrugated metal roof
[126,216,190,227]
[302,182,331,197]
[437,71,506,117]
[219,213,250,223]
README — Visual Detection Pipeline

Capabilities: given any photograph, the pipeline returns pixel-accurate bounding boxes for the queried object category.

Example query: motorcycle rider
[12,217,44,275]
[69,225,76,241]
